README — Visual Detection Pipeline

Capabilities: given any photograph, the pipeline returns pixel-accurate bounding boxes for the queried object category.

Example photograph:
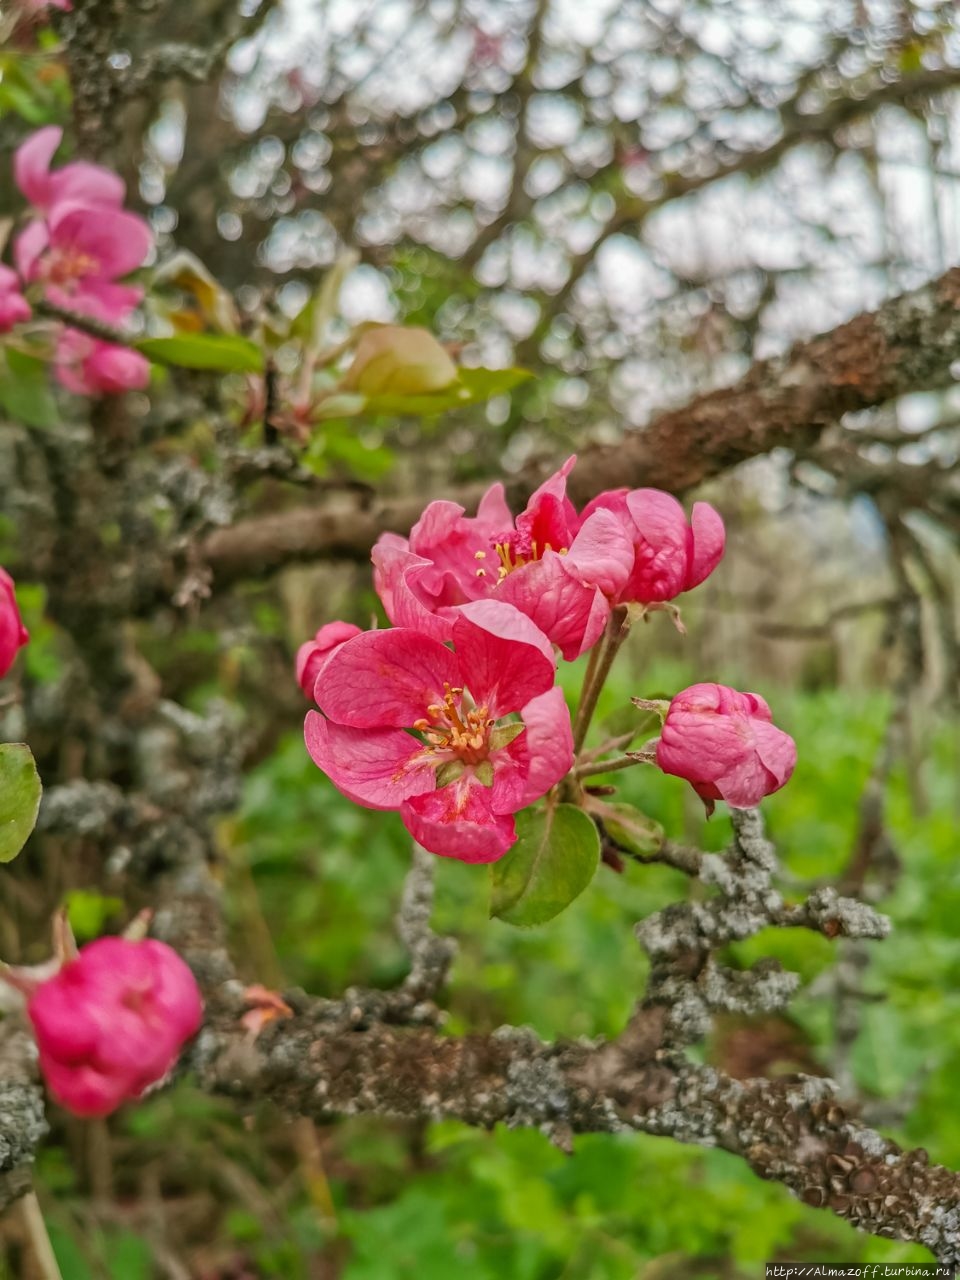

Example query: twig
[17,1192,63,1280]
[397,843,457,1004]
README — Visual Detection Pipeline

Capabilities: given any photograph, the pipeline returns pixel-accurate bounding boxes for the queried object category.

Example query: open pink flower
[655,682,796,810]
[54,328,150,396]
[0,265,31,332]
[581,488,725,605]
[14,127,123,214]
[304,600,573,862]
[27,937,203,1118]
[0,568,29,678]
[15,198,151,322]
[373,457,634,660]
[296,620,363,699]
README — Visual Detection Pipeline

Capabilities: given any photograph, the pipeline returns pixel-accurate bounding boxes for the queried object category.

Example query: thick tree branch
[203,266,960,584]
[189,1007,960,1261]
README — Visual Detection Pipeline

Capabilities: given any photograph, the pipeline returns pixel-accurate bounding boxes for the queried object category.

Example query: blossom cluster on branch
[298,456,797,889]
[2,127,152,393]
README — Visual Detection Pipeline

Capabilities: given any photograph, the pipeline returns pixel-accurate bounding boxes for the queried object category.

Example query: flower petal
[565,507,635,597]
[622,488,689,602]
[371,533,455,641]
[506,685,574,808]
[475,480,512,528]
[304,712,437,808]
[496,555,609,661]
[50,161,125,210]
[314,628,459,728]
[452,598,555,716]
[14,220,49,281]
[14,126,61,208]
[49,202,153,278]
[751,719,797,790]
[685,502,725,590]
[401,777,516,863]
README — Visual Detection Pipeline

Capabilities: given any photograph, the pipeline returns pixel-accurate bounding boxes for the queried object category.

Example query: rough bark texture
[202,268,960,582]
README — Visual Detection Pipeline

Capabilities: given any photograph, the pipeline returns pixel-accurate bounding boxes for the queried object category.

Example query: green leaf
[491,803,600,927]
[0,743,42,863]
[0,349,58,429]
[456,366,533,399]
[136,333,264,373]
[594,801,665,857]
[350,366,533,420]
[63,889,124,942]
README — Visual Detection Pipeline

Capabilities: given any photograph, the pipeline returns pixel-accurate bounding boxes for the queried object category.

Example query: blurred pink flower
[655,682,796,810]
[0,568,29,678]
[372,457,634,660]
[304,599,572,862]
[581,488,725,605]
[15,198,151,322]
[14,126,122,214]
[0,265,31,332]
[54,328,150,396]
[27,937,203,1118]
[295,621,363,699]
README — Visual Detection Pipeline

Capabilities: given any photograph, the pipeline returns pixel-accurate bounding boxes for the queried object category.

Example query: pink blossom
[15,198,151,322]
[0,265,31,332]
[14,127,122,214]
[0,568,29,678]
[295,620,363,699]
[27,937,203,1118]
[54,328,150,396]
[655,682,796,810]
[304,600,573,862]
[372,457,634,660]
[581,488,725,605]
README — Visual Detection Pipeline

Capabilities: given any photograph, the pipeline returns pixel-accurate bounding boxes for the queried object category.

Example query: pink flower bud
[54,331,150,397]
[295,621,363,699]
[27,937,203,1118]
[655,682,796,810]
[582,489,725,605]
[0,568,29,679]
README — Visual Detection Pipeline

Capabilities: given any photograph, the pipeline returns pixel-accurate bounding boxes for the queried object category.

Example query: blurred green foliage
[26,650,958,1278]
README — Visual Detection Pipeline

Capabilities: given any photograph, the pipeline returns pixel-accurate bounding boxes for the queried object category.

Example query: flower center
[474,536,568,581]
[414,683,493,765]
[42,246,99,287]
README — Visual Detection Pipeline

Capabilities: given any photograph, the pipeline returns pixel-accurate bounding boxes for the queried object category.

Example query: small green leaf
[352,366,533,420]
[456,366,533,399]
[436,759,465,787]
[489,722,525,751]
[63,889,124,942]
[491,803,600,927]
[136,333,264,373]
[595,802,664,858]
[475,760,494,787]
[0,743,42,863]
[0,350,58,429]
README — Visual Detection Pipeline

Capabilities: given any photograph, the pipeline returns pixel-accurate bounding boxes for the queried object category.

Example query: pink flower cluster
[373,455,725,660]
[2,127,152,395]
[296,456,800,862]
[0,567,29,678]
[299,460,798,858]
[27,937,203,1118]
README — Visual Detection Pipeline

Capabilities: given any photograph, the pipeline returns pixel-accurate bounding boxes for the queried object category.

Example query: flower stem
[574,753,643,779]
[571,605,630,756]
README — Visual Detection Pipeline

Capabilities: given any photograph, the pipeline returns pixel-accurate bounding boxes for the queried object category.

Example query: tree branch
[202,266,960,583]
